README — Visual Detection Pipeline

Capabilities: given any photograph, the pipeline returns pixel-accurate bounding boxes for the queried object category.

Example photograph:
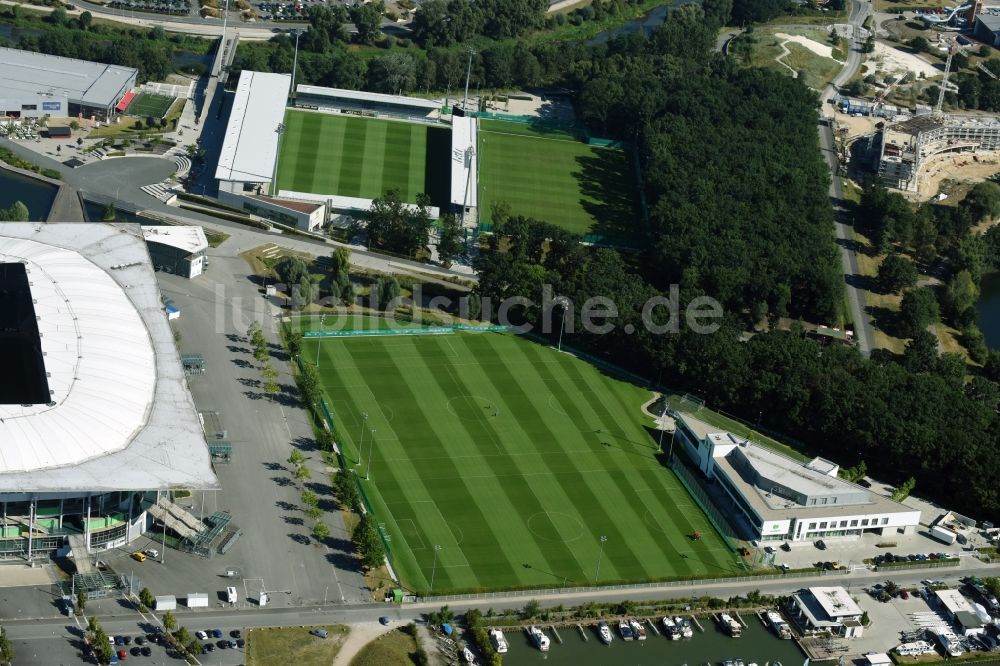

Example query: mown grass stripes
[275,111,449,207]
[314,332,736,594]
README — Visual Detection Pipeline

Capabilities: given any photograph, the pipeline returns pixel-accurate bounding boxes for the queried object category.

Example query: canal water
[498,617,806,666]
[979,273,1000,351]
[0,166,57,220]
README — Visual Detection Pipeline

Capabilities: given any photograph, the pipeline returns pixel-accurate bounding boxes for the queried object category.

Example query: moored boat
[488,628,508,654]
[528,626,550,652]
[719,613,742,637]
[619,620,634,640]
[597,621,613,645]
[462,646,476,664]
[681,618,694,638]
[630,619,646,640]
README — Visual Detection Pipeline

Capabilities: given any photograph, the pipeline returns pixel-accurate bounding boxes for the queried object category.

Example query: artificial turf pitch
[477,119,639,238]
[128,93,174,119]
[275,111,451,206]
[312,330,736,594]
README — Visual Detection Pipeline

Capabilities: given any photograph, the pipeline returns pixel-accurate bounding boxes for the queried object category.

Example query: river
[0,166,58,220]
[493,617,806,666]
[979,273,1000,351]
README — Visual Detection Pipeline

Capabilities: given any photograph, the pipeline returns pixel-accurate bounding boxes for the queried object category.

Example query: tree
[288,449,305,467]
[903,330,939,373]
[522,599,541,619]
[79,10,93,29]
[312,521,330,542]
[331,247,351,280]
[286,330,303,358]
[349,1,383,44]
[877,254,918,294]
[437,214,464,266]
[366,190,433,256]
[174,626,191,647]
[333,468,362,512]
[367,53,417,94]
[898,288,939,338]
[352,512,385,568]
[77,589,87,612]
[0,626,12,666]
[943,269,979,320]
[294,464,312,483]
[374,276,401,310]
[139,587,155,609]
[891,477,916,502]
[50,5,68,24]
[0,201,30,222]
[292,276,314,310]
[961,181,1000,223]
[274,255,309,287]
[101,202,116,222]
[302,489,319,508]
[909,36,930,53]
[92,627,112,665]
[163,610,177,632]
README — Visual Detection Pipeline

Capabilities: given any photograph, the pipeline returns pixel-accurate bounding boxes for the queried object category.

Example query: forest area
[469,6,1000,521]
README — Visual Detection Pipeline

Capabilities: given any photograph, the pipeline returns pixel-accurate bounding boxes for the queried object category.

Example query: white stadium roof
[296,84,440,111]
[215,70,291,184]
[450,116,478,208]
[0,223,217,492]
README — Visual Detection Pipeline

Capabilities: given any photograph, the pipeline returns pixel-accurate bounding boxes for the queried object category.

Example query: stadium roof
[215,70,291,184]
[0,47,136,108]
[296,84,440,111]
[141,225,208,255]
[0,223,217,493]
[451,116,478,207]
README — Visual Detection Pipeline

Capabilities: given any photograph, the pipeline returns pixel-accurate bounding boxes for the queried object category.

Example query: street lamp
[290,30,303,106]
[430,544,442,592]
[462,48,475,114]
[356,412,368,467]
[656,399,668,453]
[595,535,607,582]
[270,122,286,195]
[555,297,570,352]
[365,428,376,480]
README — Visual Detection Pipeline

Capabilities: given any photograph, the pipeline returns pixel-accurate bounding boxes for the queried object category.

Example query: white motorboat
[663,616,680,640]
[528,626,550,652]
[619,620,633,640]
[597,621,613,644]
[488,628,508,654]
[462,646,476,664]
[681,618,694,638]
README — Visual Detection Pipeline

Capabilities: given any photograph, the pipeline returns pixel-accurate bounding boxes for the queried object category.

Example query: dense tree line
[469,12,1000,520]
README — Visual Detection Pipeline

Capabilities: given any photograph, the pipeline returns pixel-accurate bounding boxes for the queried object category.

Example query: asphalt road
[5,560,1000,665]
[820,0,876,356]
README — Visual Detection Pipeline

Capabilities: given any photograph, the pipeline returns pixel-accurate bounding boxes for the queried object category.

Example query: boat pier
[735,612,749,628]
[551,626,563,644]
[648,618,661,636]
[691,615,705,633]
[756,611,768,627]
[576,624,588,641]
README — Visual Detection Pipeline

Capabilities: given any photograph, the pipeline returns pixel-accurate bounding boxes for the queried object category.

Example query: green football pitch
[275,111,451,207]
[128,93,174,119]
[477,120,640,240]
[310,330,737,594]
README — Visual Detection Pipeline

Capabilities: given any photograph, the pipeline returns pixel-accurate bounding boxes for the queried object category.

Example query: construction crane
[936,42,959,116]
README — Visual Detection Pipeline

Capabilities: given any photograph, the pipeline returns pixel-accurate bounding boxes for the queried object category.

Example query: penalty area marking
[396,518,427,551]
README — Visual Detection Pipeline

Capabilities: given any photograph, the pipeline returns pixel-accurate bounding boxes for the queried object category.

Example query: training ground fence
[668,457,743,554]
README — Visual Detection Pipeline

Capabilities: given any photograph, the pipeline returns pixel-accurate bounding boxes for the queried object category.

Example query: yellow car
[131,551,146,562]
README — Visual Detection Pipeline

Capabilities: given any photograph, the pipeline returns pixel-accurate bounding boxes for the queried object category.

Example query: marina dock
[648,618,661,636]
[577,624,588,641]
[551,625,563,644]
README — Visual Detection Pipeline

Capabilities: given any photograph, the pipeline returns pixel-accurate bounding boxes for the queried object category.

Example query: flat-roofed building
[674,412,920,543]
[141,225,208,279]
[215,71,292,201]
[295,84,440,117]
[0,47,136,120]
[790,586,864,639]
[934,589,987,636]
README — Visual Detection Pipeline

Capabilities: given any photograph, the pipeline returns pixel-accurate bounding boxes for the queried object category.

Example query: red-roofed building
[241,194,326,231]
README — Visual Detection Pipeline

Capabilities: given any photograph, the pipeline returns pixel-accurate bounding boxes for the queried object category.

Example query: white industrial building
[0,47,136,120]
[674,412,921,543]
[790,587,865,639]
[215,70,292,202]
[934,589,988,636]
[0,223,216,562]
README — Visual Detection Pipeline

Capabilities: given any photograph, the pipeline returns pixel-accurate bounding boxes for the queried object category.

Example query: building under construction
[877,114,1000,191]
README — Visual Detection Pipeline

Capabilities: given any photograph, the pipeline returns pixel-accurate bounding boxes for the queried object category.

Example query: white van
[226,586,237,604]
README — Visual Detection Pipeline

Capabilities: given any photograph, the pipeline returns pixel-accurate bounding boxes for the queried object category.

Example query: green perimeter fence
[668,457,741,554]
[302,323,508,338]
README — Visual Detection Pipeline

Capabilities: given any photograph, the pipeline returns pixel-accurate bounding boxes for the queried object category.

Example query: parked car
[309,628,329,638]
[815,539,827,550]
[196,631,208,641]
[230,629,242,638]
[141,646,152,657]
[211,629,223,638]
[901,590,910,599]
[379,616,391,625]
